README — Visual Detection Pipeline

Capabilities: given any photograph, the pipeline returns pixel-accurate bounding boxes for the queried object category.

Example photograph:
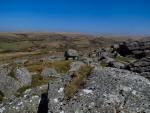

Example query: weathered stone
[0,86,43,113]
[0,64,32,98]
[15,67,31,86]
[48,67,150,113]
[89,48,110,60]
[69,61,85,72]
[129,57,150,78]
[79,57,93,65]
[104,57,115,64]
[115,41,150,58]
[108,61,126,69]
[64,49,78,60]
[0,64,21,97]
[41,68,58,77]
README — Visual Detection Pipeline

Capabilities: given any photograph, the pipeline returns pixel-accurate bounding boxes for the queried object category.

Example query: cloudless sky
[0,0,150,35]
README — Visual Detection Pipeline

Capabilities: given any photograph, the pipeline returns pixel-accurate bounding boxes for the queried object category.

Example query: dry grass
[25,60,73,74]
[0,51,41,63]
[31,75,56,87]
[64,64,92,100]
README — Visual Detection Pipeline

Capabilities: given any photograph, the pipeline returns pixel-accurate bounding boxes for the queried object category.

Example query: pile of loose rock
[113,41,150,58]
[88,40,150,79]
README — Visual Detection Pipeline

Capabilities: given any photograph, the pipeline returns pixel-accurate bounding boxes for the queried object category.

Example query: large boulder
[0,64,21,97]
[15,67,31,86]
[64,49,79,60]
[0,64,32,97]
[48,67,150,113]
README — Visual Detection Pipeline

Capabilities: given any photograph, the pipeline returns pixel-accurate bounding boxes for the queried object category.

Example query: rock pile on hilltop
[0,40,150,113]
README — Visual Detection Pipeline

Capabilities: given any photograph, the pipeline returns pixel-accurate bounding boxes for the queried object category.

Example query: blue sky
[0,0,150,35]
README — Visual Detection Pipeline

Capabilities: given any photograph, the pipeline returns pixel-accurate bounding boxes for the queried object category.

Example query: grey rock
[0,84,49,113]
[69,61,85,72]
[129,57,150,78]
[141,72,150,78]
[0,87,42,113]
[64,49,79,60]
[104,57,115,64]
[79,57,93,65]
[48,67,150,113]
[14,59,28,65]
[41,68,58,77]
[0,64,32,98]
[108,61,126,69]
[116,41,150,58]
[15,67,31,86]
[0,64,21,97]
[89,48,107,59]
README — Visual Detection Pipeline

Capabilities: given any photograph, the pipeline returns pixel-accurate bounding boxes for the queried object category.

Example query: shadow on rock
[37,93,48,113]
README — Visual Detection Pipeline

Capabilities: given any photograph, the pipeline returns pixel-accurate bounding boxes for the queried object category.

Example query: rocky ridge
[0,40,150,113]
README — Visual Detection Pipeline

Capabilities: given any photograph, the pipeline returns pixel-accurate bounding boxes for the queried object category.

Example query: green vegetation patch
[64,65,92,100]
[0,41,33,53]
[15,85,31,97]
[100,60,108,67]
[115,56,133,63]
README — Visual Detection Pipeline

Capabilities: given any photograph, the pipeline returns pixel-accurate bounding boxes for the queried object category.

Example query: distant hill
[0,32,147,54]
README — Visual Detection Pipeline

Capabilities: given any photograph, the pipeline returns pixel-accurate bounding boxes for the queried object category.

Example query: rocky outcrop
[115,41,150,58]
[64,49,79,60]
[129,57,150,78]
[48,67,150,113]
[89,48,110,60]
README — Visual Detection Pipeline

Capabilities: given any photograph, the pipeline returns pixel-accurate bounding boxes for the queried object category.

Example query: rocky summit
[0,35,150,113]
